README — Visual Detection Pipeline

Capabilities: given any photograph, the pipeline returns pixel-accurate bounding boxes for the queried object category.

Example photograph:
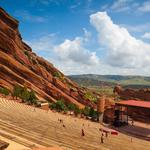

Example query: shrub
[24,51,32,60]
[89,107,94,117]
[50,100,67,112]
[67,103,76,111]
[50,102,57,109]
[20,87,30,102]
[53,72,64,81]
[82,106,90,116]
[55,100,67,112]
[12,85,37,104]
[84,91,97,103]
[28,90,37,105]
[0,87,10,96]
[74,105,81,116]
[53,72,62,78]
[12,85,23,99]
[89,107,97,118]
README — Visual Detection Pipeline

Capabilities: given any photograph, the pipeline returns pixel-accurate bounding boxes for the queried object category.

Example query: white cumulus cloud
[142,32,150,39]
[90,11,150,69]
[54,35,99,66]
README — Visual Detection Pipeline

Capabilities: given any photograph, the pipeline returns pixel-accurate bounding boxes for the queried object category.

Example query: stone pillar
[97,95,105,123]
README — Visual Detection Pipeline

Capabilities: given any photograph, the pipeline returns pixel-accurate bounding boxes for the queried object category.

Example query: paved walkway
[117,121,150,141]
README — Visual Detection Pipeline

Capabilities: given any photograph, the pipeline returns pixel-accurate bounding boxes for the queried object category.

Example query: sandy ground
[0,98,150,150]
[0,134,30,150]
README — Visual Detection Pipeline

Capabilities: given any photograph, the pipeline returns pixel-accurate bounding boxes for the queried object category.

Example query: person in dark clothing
[101,133,104,143]
[81,128,85,136]
[105,131,108,138]
[131,119,134,126]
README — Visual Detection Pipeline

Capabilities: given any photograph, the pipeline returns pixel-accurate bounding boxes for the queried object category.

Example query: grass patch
[84,91,97,103]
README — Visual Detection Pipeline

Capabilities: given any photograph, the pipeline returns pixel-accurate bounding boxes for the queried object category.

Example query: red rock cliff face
[114,85,150,101]
[0,7,96,109]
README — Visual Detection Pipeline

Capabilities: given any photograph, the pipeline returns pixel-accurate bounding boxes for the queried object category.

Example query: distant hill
[68,74,150,89]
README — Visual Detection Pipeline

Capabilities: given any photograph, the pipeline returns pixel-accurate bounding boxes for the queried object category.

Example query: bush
[89,107,97,118]
[50,103,57,110]
[67,103,76,111]
[50,100,67,112]
[24,51,31,60]
[28,90,37,105]
[55,100,67,111]
[53,72,62,78]
[12,85,37,104]
[84,91,97,103]
[82,106,90,116]
[20,87,30,102]
[12,85,23,98]
[89,108,99,121]
[89,107,94,117]
[0,87,10,96]
[74,105,81,116]
[53,72,65,81]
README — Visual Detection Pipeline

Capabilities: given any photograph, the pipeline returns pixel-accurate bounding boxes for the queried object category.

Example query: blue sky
[0,0,150,75]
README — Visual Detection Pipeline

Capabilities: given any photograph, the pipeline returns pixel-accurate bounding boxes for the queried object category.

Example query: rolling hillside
[68,74,150,89]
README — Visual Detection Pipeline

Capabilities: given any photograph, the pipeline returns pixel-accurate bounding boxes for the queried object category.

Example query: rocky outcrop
[0,7,97,109]
[114,85,150,101]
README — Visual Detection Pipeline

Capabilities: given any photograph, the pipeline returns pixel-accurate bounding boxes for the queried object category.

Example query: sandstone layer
[0,7,96,108]
[114,85,150,101]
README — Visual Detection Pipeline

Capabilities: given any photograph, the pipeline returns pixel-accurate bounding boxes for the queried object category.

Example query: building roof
[116,100,150,109]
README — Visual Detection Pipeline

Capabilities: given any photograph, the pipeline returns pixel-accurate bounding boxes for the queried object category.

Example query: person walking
[105,131,108,138]
[81,128,85,136]
[131,119,134,126]
[101,133,104,143]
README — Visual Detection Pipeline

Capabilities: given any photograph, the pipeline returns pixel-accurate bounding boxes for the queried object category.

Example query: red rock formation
[0,7,97,109]
[114,85,150,101]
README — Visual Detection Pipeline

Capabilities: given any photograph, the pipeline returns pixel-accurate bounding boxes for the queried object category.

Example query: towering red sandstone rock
[114,85,150,101]
[0,7,97,109]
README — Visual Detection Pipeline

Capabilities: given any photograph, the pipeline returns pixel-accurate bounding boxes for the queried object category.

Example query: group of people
[99,128,109,143]
[81,123,109,144]
[58,118,66,128]
[57,115,120,145]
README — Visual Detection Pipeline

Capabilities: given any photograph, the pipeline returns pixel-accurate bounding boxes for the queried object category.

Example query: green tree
[12,85,23,99]
[28,90,37,105]
[20,87,30,102]
[0,87,10,96]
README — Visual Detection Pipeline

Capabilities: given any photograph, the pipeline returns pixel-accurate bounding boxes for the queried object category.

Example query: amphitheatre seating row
[0,98,150,150]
